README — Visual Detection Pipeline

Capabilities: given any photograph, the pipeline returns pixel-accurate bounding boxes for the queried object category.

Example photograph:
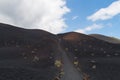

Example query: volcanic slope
[90,34,120,44]
[58,32,120,80]
[1,23,120,80]
[0,23,61,80]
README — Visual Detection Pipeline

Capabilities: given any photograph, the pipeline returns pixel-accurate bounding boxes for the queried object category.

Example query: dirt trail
[60,49,83,80]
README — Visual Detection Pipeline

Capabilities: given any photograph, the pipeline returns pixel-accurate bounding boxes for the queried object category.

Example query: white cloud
[75,24,103,33]
[0,14,14,25]
[72,16,79,20]
[87,0,120,21]
[0,0,70,34]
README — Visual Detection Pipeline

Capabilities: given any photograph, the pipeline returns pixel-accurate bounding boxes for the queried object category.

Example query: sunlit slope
[58,32,120,57]
[90,34,120,44]
[58,32,120,80]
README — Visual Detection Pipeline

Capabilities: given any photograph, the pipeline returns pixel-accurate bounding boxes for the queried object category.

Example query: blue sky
[0,0,120,38]
[64,0,120,38]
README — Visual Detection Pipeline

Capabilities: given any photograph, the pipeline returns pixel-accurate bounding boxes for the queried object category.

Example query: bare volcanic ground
[0,23,62,80]
[1,23,120,80]
[90,34,120,44]
[58,32,120,80]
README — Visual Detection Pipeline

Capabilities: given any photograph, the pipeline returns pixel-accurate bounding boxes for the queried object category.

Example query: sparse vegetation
[0,23,120,80]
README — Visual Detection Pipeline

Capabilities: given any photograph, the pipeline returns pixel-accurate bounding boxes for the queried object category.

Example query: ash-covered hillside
[0,23,120,80]
[58,32,120,80]
[58,32,120,57]
[90,34,120,44]
[0,23,62,80]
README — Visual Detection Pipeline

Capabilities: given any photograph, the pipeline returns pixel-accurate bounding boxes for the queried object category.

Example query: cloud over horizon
[75,24,103,33]
[0,0,70,34]
[87,0,120,21]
